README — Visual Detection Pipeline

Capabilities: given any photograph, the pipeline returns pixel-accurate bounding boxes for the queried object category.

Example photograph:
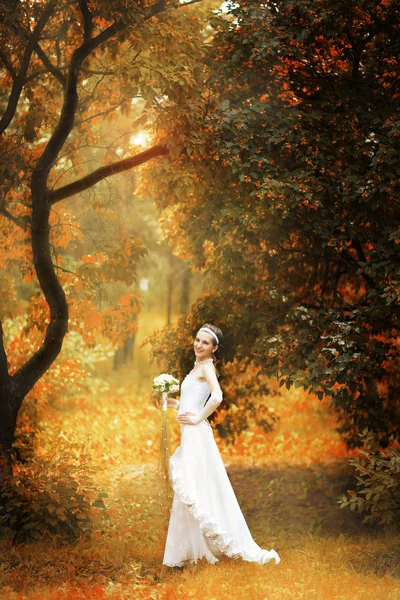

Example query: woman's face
[193,331,216,360]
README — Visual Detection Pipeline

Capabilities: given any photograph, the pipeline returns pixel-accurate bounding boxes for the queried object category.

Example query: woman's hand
[177,411,197,425]
[166,397,178,408]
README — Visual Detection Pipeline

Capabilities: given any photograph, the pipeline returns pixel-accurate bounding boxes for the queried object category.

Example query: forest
[0,1,399,598]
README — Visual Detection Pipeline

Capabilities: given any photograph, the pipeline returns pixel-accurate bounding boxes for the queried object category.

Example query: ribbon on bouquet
[158,391,174,502]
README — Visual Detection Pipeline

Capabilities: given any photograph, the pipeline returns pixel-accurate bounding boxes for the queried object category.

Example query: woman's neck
[194,356,213,366]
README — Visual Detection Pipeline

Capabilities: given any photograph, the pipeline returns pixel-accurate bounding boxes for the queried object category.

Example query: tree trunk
[167,256,174,326]
[0,382,23,481]
[113,312,137,370]
[0,324,17,481]
[180,265,192,314]
[124,334,135,362]
[113,333,136,370]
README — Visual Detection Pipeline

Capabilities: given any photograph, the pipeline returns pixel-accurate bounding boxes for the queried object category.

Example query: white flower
[152,373,180,395]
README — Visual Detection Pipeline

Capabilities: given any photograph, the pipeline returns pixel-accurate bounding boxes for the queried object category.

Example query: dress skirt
[162,420,281,567]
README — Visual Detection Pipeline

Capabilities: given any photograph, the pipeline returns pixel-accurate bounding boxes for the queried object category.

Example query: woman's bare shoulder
[202,361,218,378]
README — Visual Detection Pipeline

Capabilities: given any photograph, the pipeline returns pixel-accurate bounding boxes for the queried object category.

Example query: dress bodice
[178,373,210,415]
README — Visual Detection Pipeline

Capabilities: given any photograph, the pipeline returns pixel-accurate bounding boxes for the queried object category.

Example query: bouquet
[152,373,180,501]
[152,374,180,407]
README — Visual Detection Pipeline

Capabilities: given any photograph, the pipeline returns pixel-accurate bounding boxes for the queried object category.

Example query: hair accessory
[199,327,219,345]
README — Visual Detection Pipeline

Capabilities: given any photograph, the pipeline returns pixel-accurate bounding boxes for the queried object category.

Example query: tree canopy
[145,0,400,448]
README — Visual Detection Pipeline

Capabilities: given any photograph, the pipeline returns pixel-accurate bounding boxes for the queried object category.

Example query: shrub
[213,358,279,444]
[338,429,400,528]
[0,437,108,544]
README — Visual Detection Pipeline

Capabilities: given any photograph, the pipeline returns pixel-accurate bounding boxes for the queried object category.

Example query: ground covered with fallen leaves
[1,357,399,600]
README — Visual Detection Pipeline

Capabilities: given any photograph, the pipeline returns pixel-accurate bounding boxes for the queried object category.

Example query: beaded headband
[198,327,220,345]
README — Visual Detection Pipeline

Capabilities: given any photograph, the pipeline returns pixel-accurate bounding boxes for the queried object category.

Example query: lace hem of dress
[169,458,281,567]
[163,556,219,568]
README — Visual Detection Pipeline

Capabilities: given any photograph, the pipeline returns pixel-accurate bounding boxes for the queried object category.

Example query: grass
[0,328,399,600]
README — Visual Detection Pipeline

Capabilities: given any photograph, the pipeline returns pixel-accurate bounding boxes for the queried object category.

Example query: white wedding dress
[162,372,281,567]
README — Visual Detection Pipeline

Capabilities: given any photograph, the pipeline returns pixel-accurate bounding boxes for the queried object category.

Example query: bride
[162,323,281,568]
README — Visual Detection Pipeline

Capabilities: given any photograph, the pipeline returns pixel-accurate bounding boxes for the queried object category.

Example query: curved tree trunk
[0,2,171,480]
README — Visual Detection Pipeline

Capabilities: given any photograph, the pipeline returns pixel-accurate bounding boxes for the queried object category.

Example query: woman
[162,323,281,567]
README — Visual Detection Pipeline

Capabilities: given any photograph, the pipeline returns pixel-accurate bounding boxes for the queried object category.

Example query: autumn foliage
[144,0,400,449]
[0,0,204,469]
[0,5,399,590]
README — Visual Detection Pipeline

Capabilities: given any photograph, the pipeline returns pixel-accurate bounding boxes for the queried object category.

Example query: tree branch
[339,249,376,289]
[78,0,93,43]
[0,49,16,80]
[344,23,381,80]
[78,66,116,75]
[33,41,66,87]
[81,20,126,58]
[54,264,99,292]
[177,0,204,7]
[0,207,29,230]
[74,98,128,126]
[350,238,368,263]
[34,20,130,182]
[50,144,169,203]
[0,0,57,134]
[25,64,116,84]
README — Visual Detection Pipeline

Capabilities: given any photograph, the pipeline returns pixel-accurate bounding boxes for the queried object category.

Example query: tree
[0,0,206,476]
[143,0,400,448]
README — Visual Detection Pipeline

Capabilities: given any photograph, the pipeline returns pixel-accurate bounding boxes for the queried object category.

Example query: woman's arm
[167,397,179,409]
[185,363,222,425]
[202,362,222,397]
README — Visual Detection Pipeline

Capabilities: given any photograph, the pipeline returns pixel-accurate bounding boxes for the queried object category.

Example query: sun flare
[130,131,151,147]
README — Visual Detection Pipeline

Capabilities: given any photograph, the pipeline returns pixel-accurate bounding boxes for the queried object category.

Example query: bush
[0,437,108,544]
[338,429,400,528]
[213,358,279,444]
